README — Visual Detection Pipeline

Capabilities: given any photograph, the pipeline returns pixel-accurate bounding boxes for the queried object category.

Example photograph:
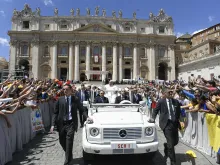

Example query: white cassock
[104,84,119,103]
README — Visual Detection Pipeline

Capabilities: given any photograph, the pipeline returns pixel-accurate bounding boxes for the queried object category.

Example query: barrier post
[217,148,220,164]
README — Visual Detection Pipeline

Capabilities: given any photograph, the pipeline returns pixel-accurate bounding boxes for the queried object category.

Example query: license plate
[111,141,136,149]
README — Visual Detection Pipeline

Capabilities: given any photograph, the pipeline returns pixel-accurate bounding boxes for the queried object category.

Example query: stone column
[169,45,176,80]
[74,42,80,81]
[86,42,91,80]
[112,43,118,81]
[101,43,106,81]
[31,42,40,79]
[69,43,74,80]
[133,44,138,80]
[148,44,156,80]
[51,43,57,79]
[119,44,123,82]
[9,41,17,74]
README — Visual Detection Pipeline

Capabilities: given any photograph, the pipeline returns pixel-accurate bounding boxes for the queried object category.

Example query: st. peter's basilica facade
[8,4,176,81]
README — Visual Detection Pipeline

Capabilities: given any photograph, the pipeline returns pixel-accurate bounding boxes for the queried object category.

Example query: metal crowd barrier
[146,104,220,164]
[0,101,55,165]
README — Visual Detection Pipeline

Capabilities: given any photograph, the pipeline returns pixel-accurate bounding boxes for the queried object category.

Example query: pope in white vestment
[104,81,119,103]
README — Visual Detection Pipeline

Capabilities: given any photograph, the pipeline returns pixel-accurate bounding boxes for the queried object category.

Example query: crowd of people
[1,74,220,165]
[1,74,220,129]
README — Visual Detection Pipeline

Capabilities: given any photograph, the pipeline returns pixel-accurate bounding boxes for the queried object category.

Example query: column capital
[112,42,118,46]
[147,43,156,48]
[131,43,138,47]
[74,40,80,45]
[31,40,40,47]
[101,41,107,46]
[118,43,124,47]
[68,41,74,45]
[86,40,92,46]
[168,44,175,50]
[50,40,58,46]
[9,40,17,46]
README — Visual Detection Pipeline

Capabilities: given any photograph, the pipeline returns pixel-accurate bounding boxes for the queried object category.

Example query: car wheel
[83,150,94,162]
[147,151,157,157]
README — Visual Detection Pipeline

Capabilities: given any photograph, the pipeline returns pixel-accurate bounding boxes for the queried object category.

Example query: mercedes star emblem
[119,129,127,138]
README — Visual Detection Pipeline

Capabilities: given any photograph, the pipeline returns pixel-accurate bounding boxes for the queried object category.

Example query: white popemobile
[82,91,159,161]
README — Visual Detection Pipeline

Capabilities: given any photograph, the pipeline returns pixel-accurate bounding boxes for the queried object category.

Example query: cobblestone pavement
[7,126,218,165]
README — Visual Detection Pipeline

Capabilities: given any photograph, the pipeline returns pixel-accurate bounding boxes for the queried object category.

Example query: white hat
[125,87,129,91]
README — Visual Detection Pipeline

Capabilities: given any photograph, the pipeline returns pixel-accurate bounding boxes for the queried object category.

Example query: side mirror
[83,101,89,107]
[139,101,146,106]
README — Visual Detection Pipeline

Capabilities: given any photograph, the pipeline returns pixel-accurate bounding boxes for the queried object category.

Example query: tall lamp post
[21,66,25,79]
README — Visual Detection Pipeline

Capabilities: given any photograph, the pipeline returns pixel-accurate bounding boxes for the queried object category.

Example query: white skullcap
[125,87,129,91]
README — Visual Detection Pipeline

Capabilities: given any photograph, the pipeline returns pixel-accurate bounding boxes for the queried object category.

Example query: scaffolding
[0,69,33,82]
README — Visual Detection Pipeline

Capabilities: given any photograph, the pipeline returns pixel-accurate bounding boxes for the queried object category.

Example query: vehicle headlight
[145,127,153,136]
[90,128,99,137]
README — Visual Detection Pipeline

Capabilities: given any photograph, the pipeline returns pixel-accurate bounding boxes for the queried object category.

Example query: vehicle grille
[103,127,142,140]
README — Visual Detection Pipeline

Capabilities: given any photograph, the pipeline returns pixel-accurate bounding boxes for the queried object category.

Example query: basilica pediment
[74,24,118,33]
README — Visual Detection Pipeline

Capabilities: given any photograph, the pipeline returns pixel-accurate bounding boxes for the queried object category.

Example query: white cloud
[176,32,184,38]
[208,16,215,22]
[0,10,5,17]
[43,0,54,6]
[0,37,9,46]
[192,29,206,35]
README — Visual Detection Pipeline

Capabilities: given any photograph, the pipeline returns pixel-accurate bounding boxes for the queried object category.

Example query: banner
[206,114,220,152]
[31,109,44,132]
[94,55,99,63]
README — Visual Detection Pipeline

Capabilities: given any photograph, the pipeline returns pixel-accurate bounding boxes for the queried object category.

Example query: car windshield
[90,88,130,104]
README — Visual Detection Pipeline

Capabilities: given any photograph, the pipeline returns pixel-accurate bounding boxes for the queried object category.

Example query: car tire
[83,150,94,162]
[147,151,157,157]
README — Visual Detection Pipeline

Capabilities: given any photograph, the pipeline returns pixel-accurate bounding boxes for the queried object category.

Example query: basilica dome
[0,57,8,69]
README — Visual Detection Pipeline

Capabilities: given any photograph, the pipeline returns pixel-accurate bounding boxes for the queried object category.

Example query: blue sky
[0,0,219,61]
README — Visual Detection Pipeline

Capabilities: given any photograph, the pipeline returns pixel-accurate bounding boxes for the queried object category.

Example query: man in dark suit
[115,89,130,103]
[132,89,142,104]
[149,88,182,165]
[76,83,90,127]
[50,84,92,165]
[94,90,109,103]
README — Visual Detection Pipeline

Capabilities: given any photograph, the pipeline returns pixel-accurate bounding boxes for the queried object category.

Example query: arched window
[22,45,28,56]
[58,44,68,56]
[61,47,67,55]
[159,48,165,57]
[44,46,50,56]
[124,47,131,56]
[140,48,145,57]
[106,47,112,56]
[80,46,86,56]
[93,46,100,55]
[159,26,165,33]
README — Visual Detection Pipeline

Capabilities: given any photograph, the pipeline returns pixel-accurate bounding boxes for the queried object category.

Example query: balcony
[124,55,132,59]
[140,55,147,60]
[58,54,68,58]
[18,54,29,58]
[43,54,50,58]
[158,56,170,62]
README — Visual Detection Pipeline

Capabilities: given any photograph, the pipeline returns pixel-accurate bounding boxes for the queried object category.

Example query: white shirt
[166,98,175,120]
[179,98,189,106]
[65,96,72,120]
